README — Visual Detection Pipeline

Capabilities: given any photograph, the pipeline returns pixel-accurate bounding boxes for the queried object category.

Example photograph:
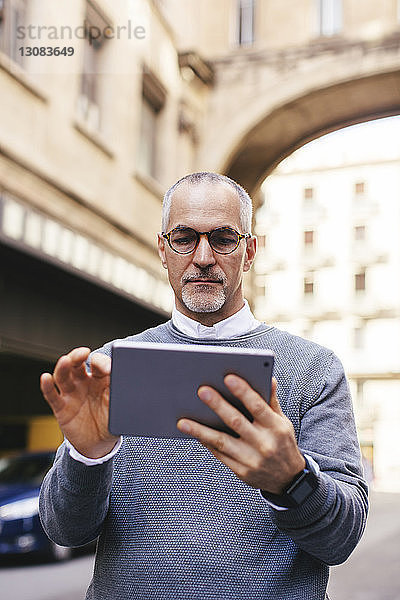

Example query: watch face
[290,478,316,505]
[286,463,319,506]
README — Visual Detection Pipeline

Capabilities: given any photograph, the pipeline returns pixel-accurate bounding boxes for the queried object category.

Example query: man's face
[157,180,256,324]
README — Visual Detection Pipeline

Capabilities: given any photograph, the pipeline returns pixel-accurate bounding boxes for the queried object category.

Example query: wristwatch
[260,455,319,508]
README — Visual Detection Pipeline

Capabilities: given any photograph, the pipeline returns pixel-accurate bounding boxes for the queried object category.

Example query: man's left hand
[176,375,305,495]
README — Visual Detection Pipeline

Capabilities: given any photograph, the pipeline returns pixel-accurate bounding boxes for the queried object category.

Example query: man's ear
[157,233,168,269]
[243,236,257,272]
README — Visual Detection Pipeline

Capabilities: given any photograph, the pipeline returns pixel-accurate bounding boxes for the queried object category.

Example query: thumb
[269,377,283,416]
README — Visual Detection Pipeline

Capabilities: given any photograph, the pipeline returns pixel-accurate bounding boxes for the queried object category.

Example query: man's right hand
[40,347,119,459]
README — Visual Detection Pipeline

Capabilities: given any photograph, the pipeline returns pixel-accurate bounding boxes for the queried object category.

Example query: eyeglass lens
[169,227,239,254]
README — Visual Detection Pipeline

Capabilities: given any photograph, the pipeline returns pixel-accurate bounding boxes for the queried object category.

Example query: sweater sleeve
[39,442,114,547]
[268,352,369,566]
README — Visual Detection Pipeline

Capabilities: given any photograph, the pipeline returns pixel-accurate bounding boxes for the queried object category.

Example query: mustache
[182,269,226,284]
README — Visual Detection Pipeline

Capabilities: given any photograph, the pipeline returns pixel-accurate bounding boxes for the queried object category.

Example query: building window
[77,1,111,132]
[317,0,342,36]
[356,380,364,406]
[355,270,366,292]
[303,187,315,209]
[137,67,166,180]
[354,181,365,196]
[0,0,26,66]
[236,0,255,46]
[304,230,315,247]
[257,234,266,248]
[138,98,158,179]
[354,325,365,349]
[304,273,315,295]
[354,225,366,241]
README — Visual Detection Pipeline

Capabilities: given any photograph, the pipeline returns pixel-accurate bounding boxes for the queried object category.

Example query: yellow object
[28,416,63,451]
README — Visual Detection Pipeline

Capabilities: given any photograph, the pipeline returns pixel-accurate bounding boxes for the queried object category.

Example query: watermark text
[16,20,146,45]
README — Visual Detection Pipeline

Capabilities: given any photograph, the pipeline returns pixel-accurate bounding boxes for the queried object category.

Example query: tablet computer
[109,341,274,438]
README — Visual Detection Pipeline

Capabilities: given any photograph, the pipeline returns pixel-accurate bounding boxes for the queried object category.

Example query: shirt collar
[172,300,261,340]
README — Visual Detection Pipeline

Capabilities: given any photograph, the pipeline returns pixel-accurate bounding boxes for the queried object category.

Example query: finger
[223,374,272,425]
[177,417,247,463]
[90,352,112,378]
[68,347,91,380]
[268,378,284,416]
[53,355,76,394]
[197,386,255,439]
[53,348,92,393]
[202,443,248,480]
[40,372,64,413]
[86,353,111,406]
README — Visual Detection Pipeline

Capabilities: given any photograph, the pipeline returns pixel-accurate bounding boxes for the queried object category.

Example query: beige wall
[344,0,399,38]
[257,0,315,49]
[161,0,400,56]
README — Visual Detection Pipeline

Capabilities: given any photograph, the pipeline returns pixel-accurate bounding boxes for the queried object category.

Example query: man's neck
[175,303,245,327]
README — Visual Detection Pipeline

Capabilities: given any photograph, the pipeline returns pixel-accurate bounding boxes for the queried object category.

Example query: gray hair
[162,172,253,233]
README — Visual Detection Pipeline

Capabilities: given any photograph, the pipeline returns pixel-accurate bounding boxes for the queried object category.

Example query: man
[39,172,368,600]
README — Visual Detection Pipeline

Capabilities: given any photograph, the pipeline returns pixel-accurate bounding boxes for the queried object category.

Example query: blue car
[0,450,73,560]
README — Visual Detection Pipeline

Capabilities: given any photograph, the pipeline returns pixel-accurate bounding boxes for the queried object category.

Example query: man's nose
[192,234,216,267]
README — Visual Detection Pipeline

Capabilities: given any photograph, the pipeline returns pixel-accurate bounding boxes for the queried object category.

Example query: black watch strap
[260,455,319,508]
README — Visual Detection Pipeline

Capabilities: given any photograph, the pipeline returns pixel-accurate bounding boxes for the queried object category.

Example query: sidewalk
[327,492,400,600]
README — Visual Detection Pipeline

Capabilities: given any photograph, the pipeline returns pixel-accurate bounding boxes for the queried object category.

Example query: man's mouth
[189,279,219,283]
[185,278,221,284]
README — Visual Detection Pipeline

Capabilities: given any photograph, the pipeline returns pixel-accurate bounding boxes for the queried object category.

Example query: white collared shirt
[172,299,262,339]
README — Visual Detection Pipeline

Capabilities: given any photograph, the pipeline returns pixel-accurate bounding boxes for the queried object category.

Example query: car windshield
[0,453,55,486]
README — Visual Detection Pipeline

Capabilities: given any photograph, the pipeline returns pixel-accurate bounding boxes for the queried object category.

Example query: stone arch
[199,39,400,199]
[224,71,400,197]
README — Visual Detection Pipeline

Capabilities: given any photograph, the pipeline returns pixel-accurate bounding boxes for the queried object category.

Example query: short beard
[181,269,227,314]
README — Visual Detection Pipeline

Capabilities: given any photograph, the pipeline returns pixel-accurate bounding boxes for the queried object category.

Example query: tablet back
[109,342,274,438]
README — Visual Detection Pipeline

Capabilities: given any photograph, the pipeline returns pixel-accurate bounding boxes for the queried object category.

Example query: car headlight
[0,497,39,520]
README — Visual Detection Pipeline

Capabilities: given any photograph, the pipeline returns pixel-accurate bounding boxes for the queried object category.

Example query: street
[0,492,399,600]
[0,551,94,600]
[328,492,400,600]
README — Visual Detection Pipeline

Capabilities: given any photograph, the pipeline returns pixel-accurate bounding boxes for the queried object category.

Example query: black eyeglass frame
[162,226,252,255]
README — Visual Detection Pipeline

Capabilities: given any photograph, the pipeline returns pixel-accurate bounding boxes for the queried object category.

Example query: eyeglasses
[162,226,251,255]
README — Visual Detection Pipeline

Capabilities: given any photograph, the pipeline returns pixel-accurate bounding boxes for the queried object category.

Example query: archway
[224,71,400,196]
[197,34,400,199]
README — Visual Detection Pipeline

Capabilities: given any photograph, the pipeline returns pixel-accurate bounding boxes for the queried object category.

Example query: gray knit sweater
[39,321,368,600]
